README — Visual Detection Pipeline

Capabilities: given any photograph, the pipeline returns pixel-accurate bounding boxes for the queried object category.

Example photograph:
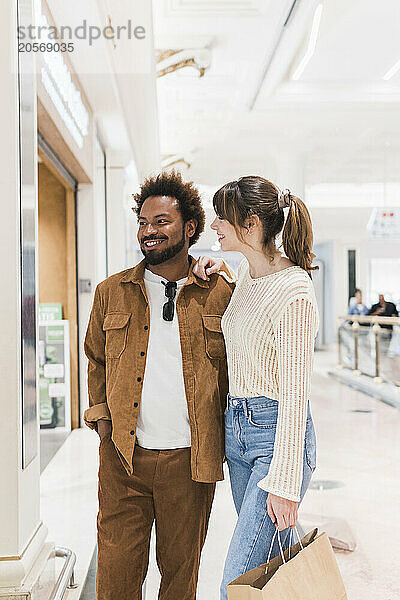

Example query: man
[368,293,398,330]
[83,171,235,600]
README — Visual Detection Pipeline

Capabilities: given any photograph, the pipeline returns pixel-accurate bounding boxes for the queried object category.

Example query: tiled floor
[41,429,99,600]
[43,350,400,600]
[301,373,400,600]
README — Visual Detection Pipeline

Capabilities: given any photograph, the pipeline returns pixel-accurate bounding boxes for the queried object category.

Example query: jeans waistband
[227,393,311,418]
[227,393,278,409]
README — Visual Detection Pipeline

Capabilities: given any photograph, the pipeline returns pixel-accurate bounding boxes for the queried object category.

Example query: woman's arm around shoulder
[193,256,238,283]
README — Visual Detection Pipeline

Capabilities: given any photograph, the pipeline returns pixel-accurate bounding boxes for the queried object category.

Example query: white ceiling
[299,0,400,83]
[152,0,400,187]
[43,0,400,188]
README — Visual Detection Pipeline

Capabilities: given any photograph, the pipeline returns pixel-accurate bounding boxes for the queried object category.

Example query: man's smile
[142,238,167,248]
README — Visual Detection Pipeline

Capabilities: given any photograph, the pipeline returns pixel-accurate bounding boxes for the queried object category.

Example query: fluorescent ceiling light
[383,58,400,81]
[292,3,323,81]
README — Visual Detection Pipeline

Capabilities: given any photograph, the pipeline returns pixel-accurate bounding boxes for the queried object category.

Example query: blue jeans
[220,394,317,600]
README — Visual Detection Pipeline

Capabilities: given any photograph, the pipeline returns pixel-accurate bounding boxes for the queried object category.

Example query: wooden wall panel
[38,162,67,304]
[38,161,79,429]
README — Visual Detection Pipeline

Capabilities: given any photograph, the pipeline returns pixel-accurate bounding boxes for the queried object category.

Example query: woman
[193,176,319,600]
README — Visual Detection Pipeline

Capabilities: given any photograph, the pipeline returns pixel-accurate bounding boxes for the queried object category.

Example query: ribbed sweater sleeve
[257,295,318,501]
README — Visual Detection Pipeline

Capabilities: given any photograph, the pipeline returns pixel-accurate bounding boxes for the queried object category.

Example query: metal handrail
[337,314,399,385]
[49,547,78,600]
[339,315,400,325]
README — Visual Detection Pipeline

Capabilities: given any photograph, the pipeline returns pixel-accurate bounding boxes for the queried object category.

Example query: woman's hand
[193,256,224,281]
[267,493,298,530]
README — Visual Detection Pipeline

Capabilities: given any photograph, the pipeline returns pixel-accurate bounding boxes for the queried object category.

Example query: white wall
[308,183,400,208]
[368,241,400,305]
[106,156,128,276]
[77,182,96,428]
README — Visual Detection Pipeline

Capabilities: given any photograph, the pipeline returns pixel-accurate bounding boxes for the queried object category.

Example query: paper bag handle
[265,525,304,574]
[266,527,286,566]
[288,526,304,559]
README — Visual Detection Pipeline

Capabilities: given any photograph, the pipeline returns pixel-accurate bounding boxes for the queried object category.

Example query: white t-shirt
[135,268,191,449]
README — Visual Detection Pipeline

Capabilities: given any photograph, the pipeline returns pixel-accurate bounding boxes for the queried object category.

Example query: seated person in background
[348,288,369,316]
[368,294,399,330]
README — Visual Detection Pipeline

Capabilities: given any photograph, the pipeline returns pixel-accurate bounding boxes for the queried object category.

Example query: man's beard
[141,225,186,266]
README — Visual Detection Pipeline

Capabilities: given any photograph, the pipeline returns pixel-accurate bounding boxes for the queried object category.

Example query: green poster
[39,303,63,322]
[46,325,64,343]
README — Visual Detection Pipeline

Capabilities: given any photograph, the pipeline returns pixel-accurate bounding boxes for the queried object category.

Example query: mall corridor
[1,0,400,599]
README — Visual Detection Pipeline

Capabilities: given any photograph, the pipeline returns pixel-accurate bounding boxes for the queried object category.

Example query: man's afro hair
[132,170,205,247]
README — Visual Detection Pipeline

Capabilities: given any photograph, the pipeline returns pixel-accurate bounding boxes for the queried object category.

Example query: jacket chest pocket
[202,315,225,360]
[103,313,131,358]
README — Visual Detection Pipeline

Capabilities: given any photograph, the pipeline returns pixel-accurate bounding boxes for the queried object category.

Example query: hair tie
[278,188,291,209]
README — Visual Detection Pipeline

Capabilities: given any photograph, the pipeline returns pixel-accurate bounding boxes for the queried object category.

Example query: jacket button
[140,351,145,356]
[130,430,135,435]
[144,325,148,330]
[134,402,138,408]
[137,377,142,382]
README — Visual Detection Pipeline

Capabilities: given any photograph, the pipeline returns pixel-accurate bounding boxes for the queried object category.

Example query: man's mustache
[141,235,168,243]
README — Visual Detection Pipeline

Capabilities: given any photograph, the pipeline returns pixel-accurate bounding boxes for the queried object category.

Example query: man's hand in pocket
[97,419,112,440]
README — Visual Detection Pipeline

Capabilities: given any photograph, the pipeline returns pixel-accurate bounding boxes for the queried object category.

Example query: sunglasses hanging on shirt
[162,281,177,321]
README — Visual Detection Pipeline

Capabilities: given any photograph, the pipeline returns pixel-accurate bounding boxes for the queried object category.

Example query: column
[0,0,54,595]
[106,151,130,276]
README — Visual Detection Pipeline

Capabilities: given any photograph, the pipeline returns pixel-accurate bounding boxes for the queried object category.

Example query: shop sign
[34,0,89,148]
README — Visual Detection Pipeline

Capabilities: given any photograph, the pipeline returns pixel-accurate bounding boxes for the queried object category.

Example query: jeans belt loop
[242,398,248,418]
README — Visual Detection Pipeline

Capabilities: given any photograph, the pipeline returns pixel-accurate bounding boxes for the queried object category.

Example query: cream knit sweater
[221,260,319,502]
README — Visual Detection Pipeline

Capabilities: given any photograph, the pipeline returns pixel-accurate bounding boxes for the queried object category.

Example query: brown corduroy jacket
[83,256,235,482]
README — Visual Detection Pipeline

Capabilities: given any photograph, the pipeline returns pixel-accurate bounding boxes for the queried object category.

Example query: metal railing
[337,315,400,385]
[49,547,78,600]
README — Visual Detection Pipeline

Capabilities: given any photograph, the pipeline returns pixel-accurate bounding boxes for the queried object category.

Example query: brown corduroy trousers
[97,435,216,600]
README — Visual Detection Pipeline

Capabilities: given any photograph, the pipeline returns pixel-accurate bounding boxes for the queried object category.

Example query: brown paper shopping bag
[227,527,348,600]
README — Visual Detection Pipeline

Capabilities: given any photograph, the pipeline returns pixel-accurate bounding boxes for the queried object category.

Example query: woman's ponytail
[282,195,318,276]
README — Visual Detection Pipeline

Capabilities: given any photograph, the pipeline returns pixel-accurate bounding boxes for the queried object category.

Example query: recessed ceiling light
[292,3,324,81]
[383,58,400,81]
